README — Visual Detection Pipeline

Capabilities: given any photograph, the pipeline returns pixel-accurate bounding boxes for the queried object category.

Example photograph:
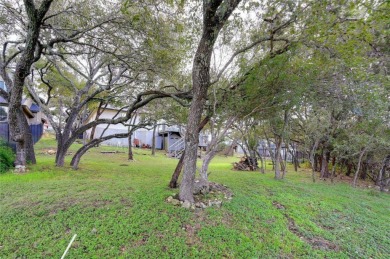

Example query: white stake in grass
[61,234,77,259]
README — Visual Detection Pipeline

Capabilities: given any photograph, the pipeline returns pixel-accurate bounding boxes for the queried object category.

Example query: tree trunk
[4,0,53,170]
[274,136,282,179]
[179,1,240,202]
[55,111,79,167]
[71,132,130,169]
[55,137,72,167]
[169,116,210,189]
[128,132,133,161]
[264,135,275,170]
[180,84,209,202]
[71,140,100,170]
[56,148,67,167]
[169,151,185,188]
[346,162,353,176]
[23,117,36,164]
[376,155,390,191]
[256,150,265,173]
[353,147,367,187]
[320,150,330,178]
[224,139,237,156]
[331,157,337,183]
[314,154,319,172]
[200,151,216,181]
[309,139,320,183]
[151,121,157,156]
[281,154,286,179]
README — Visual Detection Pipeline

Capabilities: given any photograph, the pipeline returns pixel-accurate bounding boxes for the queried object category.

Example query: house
[236,139,304,162]
[85,106,210,157]
[0,79,46,145]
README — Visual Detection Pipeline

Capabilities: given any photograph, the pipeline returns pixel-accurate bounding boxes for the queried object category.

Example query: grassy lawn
[1,136,389,258]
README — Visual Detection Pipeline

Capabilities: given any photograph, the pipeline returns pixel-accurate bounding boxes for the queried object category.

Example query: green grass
[0,136,389,258]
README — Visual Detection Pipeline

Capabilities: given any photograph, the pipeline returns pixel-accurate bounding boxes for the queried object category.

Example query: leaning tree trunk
[200,150,217,181]
[353,147,367,187]
[71,132,130,169]
[169,151,185,188]
[256,150,265,174]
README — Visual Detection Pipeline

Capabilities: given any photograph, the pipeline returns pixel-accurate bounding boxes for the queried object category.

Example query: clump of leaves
[0,141,15,173]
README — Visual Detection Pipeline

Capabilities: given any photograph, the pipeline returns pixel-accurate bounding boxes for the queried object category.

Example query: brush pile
[233,156,258,171]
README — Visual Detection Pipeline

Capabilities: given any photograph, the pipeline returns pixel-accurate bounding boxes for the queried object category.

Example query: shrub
[0,141,15,173]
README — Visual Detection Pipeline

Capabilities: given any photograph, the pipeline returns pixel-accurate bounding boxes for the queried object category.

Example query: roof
[0,96,41,117]
[30,103,40,113]
[0,96,6,104]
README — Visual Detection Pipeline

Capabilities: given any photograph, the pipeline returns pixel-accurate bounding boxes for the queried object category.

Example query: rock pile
[166,181,233,210]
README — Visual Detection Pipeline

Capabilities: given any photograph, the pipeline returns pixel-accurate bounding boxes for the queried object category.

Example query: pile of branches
[233,156,258,171]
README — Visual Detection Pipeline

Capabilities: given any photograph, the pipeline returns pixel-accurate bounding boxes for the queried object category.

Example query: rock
[193,178,210,195]
[171,199,180,206]
[166,196,173,203]
[195,202,202,208]
[14,165,26,173]
[182,200,191,209]
[200,202,207,209]
[214,200,222,208]
[47,149,56,155]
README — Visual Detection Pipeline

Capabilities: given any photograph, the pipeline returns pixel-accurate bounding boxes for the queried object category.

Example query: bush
[0,141,15,173]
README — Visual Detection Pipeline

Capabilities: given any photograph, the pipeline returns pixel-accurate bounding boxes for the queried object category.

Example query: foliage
[0,141,15,173]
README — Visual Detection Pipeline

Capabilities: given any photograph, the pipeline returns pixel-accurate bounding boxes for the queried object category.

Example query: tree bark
[376,155,390,191]
[320,149,330,178]
[179,0,243,202]
[71,132,130,169]
[128,132,134,161]
[330,157,337,183]
[274,136,282,179]
[179,41,211,202]
[170,116,210,189]
[151,121,157,156]
[3,0,54,170]
[200,150,217,181]
[256,150,265,173]
[309,139,320,183]
[353,147,367,187]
